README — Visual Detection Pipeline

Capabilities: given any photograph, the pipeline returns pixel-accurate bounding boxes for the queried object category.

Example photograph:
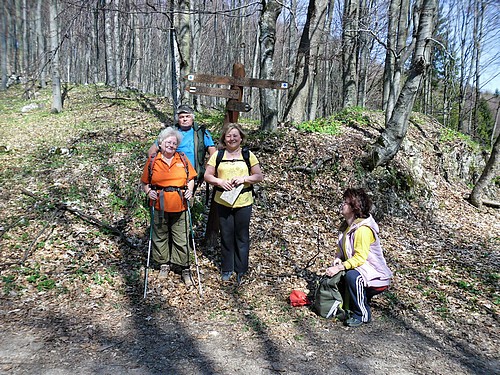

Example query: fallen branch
[21,189,138,250]
[0,217,24,239]
[21,207,62,264]
[482,199,500,208]
[61,204,138,249]
[290,156,333,174]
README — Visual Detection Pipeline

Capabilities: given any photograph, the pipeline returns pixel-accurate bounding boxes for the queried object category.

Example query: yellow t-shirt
[342,224,375,270]
[207,150,259,208]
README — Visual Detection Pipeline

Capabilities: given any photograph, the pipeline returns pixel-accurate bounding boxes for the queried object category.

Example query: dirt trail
[1,306,496,375]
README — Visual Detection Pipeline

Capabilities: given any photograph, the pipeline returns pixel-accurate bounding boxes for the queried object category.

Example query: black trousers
[217,204,252,274]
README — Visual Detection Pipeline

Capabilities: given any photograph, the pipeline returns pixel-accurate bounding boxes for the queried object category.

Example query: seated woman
[325,188,393,327]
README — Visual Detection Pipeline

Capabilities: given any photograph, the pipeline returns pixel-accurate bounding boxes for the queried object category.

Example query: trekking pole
[186,201,203,298]
[143,206,155,299]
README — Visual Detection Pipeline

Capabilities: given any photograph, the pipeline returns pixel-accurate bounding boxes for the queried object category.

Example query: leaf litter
[0,86,498,374]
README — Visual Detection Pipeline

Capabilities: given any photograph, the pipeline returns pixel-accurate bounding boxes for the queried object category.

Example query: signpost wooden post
[185,63,289,246]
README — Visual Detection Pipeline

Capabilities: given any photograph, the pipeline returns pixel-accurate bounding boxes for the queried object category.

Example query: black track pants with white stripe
[345,269,371,322]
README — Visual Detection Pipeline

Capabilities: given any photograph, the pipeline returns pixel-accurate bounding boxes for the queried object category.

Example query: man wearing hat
[148,105,216,190]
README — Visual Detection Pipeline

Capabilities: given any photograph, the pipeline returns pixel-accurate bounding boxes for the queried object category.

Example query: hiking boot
[335,308,347,322]
[158,264,170,279]
[182,269,193,286]
[345,317,365,328]
[237,273,245,285]
[221,271,232,282]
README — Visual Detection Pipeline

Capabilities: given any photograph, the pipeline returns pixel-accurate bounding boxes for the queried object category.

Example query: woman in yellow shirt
[204,123,263,284]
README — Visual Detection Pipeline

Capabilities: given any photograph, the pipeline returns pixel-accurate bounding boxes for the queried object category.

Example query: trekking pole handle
[147,189,158,200]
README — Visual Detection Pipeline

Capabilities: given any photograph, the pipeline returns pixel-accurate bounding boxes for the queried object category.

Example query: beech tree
[258,0,282,131]
[469,133,500,207]
[364,0,438,169]
[49,0,61,113]
[36,0,46,88]
[283,0,330,124]
[342,0,359,108]
[1,2,7,90]
[382,0,413,122]
[175,0,191,104]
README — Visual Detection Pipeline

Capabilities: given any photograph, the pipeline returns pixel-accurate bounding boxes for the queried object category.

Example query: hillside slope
[0,85,498,374]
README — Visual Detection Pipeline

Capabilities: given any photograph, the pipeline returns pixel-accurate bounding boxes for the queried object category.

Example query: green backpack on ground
[314,271,346,320]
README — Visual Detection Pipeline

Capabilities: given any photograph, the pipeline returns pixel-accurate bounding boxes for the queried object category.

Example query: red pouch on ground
[289,290,311,307]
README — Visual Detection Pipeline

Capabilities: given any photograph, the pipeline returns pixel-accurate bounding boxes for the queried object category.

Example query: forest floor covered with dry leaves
[0,85,499,374]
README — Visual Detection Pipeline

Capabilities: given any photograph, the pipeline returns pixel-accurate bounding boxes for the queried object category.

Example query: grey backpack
[314,271,346,319]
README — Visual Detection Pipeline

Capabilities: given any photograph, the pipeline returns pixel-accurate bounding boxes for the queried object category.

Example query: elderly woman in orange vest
[140,127,197,286]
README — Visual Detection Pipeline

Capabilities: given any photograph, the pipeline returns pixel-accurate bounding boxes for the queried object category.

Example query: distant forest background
[1,0,499,147]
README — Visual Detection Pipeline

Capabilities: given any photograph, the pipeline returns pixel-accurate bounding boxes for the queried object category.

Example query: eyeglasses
[338,202,349,210]
[162,141,178,147]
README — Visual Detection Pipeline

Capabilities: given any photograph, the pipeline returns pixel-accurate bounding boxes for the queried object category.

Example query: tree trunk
[169,0,179,108]
[176,0,191,104]
[471,0,484,139]
[190,0,201,109]
[383,0,411,122]
[457,0,474,135]
[104,0,115,87]
[14,0,21,74]
[492,98,500,148]
[49,0,62,113]
[469,134,500,207]
[113,0,121,87]
[1,2,8,91]
[92,2,99,84]
[36,0,46,88]
[364,0,437,170]
[357,0,371,108]
[22,0,28,77]
[249,26,260,112]
[342,0,358,108]
[258,0,282,131]
[134,11,142,90]
[282,0,329,123]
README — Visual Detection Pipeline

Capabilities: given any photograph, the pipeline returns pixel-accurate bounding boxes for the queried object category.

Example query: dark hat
[176,105,194,115]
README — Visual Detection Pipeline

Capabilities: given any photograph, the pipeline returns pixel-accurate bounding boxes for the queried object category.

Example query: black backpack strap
[215,147,251,174]
[177,151,189,186]
[241,146,251,174]
[214,148,225,175]
[147,152,160,186]
[193,123,209,182]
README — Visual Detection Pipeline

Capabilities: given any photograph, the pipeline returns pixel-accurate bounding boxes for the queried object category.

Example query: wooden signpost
[187,85,241,100]
[184,62,289,123]
[186,73,289,90]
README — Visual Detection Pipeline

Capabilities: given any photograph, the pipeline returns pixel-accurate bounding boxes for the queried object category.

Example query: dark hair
[343,188,372,219]
[219,123,246,148]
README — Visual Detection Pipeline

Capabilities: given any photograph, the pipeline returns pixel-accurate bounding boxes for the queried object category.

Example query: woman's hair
[218,123,246,148]
[157,126,182,148]
[343,188,372,219]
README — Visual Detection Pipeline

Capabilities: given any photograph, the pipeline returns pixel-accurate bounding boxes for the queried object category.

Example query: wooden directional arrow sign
[186,74,289,90]
[226,101,252,112]
[186,86,240,99]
